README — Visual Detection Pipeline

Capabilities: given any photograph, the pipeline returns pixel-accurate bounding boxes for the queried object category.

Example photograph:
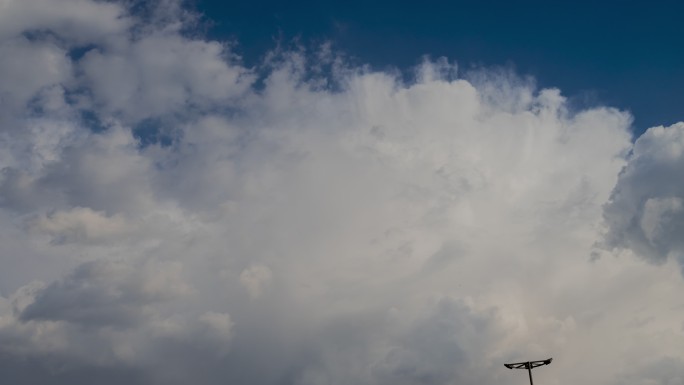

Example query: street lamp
[504,358,552,385]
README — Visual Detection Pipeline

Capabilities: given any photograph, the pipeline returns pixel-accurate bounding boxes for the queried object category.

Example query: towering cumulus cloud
[1,1,684,384]
[604,123,684,267]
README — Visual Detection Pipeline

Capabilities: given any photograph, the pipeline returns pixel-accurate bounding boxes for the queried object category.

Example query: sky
[1,1,684,385]
[195,0,684,134]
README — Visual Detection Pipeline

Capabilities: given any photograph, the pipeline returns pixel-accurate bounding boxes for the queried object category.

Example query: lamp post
[504,358,552,385]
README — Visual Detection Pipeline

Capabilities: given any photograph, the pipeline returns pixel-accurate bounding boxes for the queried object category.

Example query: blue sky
[197,0,684,134]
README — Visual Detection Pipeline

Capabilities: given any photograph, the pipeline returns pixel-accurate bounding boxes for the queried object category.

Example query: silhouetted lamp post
[504,358,552,385]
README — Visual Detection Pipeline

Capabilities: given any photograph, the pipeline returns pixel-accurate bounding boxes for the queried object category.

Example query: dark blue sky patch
[21,30,58,43]
[133,118,176,148]
[79,110,108,133]
[67,44,99,61]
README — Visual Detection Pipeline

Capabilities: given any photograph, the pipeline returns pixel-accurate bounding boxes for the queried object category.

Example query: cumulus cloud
[239,264,273,299]
[0,0,129,42]
[79,32,252,121]
[371,298,503,385]
[0,1,683,384]
[603,123,684,266]
[19,259,191,327]
[28,207,130,244]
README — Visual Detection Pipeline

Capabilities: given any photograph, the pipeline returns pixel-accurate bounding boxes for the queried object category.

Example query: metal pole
[527,362,533,385]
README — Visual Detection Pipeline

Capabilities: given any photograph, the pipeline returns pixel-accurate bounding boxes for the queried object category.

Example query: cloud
[603,123,684,268]
[28,207,130,244]
[79,32,252,121]
[19,259,191,328]
[0,0,129,42]
[0,0,683,384]
[611,356,684,385]
[371,298,503,385]
[239,264,273,299]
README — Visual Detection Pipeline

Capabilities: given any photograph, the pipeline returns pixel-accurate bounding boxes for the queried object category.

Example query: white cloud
[79,32,252,121]
[28,207,130,244]
[0,0,129,42]
[239,264,273,299]
[0,1,683,384]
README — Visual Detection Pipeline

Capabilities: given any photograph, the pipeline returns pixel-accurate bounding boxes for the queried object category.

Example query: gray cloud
[19,259,190,327]
[372,298,502,385]
[611,356,684,385]
[603,123,684,268]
